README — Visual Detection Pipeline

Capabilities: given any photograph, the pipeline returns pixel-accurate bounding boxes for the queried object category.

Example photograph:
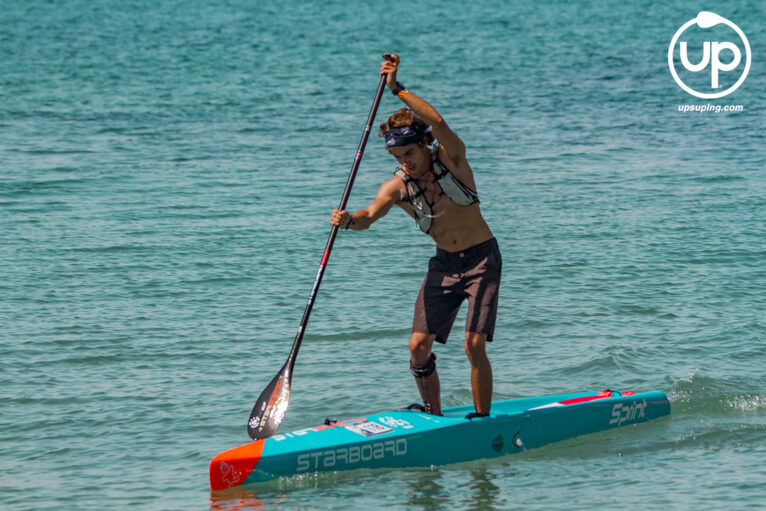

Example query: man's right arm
[331,178,401,231]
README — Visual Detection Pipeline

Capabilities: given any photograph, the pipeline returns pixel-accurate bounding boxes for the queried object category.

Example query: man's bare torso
[391,145,493,251]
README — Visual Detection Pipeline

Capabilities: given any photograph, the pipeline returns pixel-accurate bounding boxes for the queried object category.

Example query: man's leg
[409,332,441,415]
[465,332,492,415]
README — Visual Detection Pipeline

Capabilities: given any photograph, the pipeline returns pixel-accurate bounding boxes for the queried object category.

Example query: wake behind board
[210,389,669,490]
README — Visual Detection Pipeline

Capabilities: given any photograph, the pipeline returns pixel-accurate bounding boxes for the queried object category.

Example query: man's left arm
[381,55,466,163]
[399,92,466,162]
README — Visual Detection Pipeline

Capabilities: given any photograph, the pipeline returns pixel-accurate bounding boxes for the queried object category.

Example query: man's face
[388,143,430,175]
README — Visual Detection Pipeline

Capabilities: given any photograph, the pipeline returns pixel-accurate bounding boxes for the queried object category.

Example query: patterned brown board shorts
[413,237,502,344]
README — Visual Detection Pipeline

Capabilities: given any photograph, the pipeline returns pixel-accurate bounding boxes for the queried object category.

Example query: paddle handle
[287,71,390,364]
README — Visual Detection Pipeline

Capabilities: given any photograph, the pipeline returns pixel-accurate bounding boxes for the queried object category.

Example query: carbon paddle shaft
[288,73,389,364]
[248,56,394,439]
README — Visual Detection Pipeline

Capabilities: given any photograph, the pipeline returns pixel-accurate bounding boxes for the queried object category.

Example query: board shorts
[412,237,502,344]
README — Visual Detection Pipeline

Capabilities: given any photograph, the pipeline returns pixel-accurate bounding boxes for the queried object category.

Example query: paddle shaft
[247,58,393,439]
[285,73,389,369]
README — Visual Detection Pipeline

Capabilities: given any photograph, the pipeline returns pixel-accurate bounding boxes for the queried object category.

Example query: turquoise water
[1,0,764,509]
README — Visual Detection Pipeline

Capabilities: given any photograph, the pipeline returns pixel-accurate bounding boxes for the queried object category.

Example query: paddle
[246,54,394,440]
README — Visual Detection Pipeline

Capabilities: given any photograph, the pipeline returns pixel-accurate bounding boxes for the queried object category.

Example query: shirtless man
[330,54,501,418]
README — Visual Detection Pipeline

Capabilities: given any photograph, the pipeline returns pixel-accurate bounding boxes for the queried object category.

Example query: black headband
[384,125,426,147]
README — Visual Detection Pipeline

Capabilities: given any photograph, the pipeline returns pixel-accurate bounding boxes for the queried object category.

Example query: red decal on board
[209,440,266,491]
[559,391,613,406]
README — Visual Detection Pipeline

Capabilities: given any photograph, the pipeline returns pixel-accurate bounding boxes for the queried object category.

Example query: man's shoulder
[375,175,406,201]
[382,174,406,188]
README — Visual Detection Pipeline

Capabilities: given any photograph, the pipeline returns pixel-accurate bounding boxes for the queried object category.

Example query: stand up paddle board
[210,389,670,490]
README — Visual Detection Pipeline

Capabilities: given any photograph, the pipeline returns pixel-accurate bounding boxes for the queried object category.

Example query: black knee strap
[410,353,437,378]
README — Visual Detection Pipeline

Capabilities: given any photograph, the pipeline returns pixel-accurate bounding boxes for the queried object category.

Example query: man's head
[379,108,434,176]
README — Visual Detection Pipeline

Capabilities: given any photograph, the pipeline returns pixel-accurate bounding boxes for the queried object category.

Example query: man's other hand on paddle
[330,209,352,229]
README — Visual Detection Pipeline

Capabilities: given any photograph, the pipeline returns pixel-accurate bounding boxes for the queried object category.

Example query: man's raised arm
[380,54,466,162]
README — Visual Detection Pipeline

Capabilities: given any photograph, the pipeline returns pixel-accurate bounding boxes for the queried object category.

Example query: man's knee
[464,332,487,362]
[409,332,436,365]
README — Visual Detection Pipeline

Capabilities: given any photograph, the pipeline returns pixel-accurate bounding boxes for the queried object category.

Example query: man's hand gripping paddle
[247,54,396,440]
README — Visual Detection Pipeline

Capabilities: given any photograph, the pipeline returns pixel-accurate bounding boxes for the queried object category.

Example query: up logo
[668,11,750,99]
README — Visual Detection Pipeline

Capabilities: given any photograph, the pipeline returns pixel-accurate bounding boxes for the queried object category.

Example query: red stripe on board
[558,390,613,406]
[320,249,330,266]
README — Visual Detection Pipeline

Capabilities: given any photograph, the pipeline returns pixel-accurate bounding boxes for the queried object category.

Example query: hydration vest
[394,144,480,234]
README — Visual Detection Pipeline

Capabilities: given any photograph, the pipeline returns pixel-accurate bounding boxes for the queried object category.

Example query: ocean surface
[1,0,764,509]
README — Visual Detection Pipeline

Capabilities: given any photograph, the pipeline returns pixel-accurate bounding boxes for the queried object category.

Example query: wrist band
[391,81,406,96]
[344,216,354,230]
[397,89,409,99]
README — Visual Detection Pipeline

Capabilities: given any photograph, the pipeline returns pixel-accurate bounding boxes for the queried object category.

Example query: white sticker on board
[345,421,394,437]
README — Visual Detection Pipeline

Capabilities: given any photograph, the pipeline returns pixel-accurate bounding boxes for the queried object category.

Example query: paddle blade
[247,365,291,440]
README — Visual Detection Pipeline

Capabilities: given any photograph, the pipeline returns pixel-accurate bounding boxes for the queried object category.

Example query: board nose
[209,440,265,491]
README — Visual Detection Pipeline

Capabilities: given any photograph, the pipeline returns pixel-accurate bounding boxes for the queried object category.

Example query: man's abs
[429,202,493,251]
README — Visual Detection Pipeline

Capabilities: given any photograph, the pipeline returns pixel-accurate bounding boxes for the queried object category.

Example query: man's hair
[379,108,434,146]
